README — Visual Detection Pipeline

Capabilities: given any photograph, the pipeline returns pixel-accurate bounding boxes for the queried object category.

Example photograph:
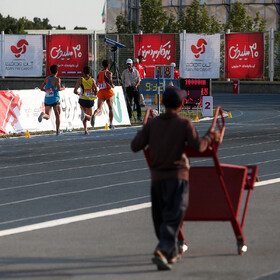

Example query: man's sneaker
[80,110,85,121]
[152,250,171,271]
[38,112,44,123]
[109,124,115,129]
[91,114,95,127]
[84,130,90,135]
[137,116,143,121]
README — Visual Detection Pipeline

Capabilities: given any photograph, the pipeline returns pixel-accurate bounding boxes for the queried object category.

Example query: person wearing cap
[131,86,220,271]
[170,62,180,80]
[121,58,142,121]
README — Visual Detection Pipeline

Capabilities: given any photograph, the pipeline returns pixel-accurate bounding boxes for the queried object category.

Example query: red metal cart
[143,107,258,255]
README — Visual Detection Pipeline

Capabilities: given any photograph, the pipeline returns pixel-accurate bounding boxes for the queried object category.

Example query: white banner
[0,86,130,134]
[179,33,220,79]
[2,35,43,77]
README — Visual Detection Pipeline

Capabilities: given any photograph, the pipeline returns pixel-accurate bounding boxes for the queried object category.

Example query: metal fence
[95,31,280,82]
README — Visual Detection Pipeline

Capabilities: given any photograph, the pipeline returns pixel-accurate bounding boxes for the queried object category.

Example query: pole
[269,28,274,82]
[93,31,97,81]
[1,31,5,79]
[157,69,160,113]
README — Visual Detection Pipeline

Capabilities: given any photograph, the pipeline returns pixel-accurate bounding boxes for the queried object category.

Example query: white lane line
[0,151,132,170]
[0,202,151,237]
[0,195,150,226]
[0,144,128,160]
[255,178,280,187]
[0,158,145,180]
[0,178,278,237]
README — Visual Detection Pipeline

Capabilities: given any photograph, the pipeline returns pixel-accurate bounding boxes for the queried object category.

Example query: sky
[0,0,105,31]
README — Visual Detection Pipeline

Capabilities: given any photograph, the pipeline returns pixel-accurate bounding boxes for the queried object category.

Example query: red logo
[10,39,29,58]
[0,91,22,134]
[191,39,207,58]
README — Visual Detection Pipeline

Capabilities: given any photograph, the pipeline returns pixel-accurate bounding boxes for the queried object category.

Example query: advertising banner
[225,33,264,79]
[179,33,220,79]
[46,35,88,77]
[1,35,43,77]
[134,34,176,78]
[0,87,130,134]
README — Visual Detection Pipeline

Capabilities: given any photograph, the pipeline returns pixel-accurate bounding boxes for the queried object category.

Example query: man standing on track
[74,66,98,135]
[91,60,115,129]
[121,58,142,121]
[38,64,65,135]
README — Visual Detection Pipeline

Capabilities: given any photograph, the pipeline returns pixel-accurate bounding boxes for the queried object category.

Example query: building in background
[105,0,280,33]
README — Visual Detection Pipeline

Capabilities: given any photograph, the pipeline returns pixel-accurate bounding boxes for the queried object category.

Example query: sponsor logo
[191,39,207,58]
[10,39,29,58]
[138,41,172,62]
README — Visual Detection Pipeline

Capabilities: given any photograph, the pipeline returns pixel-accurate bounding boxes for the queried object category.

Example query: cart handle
[210,106,225,149]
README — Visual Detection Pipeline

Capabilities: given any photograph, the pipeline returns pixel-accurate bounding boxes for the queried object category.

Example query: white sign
[179,33,220,79]
[2,35,43,77]
[0,86,130,134]
[202,96,213,117]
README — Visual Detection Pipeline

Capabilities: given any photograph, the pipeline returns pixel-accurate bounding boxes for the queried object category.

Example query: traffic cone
[105,123,109,131]
[195,116,200,122]
[25,130,30,138]
[228,112,232,118]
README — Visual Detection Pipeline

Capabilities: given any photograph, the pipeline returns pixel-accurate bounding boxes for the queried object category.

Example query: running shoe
[84,130,90,135]
[38,112,44,123]
[109,124,115,129]
[137,117,143,121]
[90,114,95,127]
[56,131,62,136]
[80,110,85,121]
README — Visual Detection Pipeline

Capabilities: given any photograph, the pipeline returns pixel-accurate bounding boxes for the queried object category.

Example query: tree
[140,0,168,33]
[178,0,222,33]
[116,13,137,33]
[224,1,266,32]
[0,13,54,34]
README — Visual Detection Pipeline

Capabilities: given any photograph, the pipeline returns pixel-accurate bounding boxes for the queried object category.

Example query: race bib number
[45,88,54,97]
[98,82,107,90]
[84,89,94,97]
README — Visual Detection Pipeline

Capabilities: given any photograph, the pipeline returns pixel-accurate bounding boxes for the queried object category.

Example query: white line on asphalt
[0,178,278,237]
[0,202,151,237]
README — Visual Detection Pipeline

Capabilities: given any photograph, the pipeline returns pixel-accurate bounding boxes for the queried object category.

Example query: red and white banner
[1,35,43,77]
[0,87,130,134]
[179,33,220,79]
[134,34,176,78]
[46,35,88,77]
[225,33,264,79]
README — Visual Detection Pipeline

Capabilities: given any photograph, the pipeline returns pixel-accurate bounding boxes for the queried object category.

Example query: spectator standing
[121,58,142,121]
[170,62,180,80]
[134,55,146,107]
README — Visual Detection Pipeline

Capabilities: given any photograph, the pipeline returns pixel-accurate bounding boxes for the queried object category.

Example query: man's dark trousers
[151,178,189,260]
[126,86,141,119]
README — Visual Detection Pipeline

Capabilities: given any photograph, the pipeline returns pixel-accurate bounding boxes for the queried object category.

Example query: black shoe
[152,250,171,271]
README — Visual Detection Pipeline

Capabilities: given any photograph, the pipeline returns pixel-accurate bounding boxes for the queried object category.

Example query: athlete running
[91,60,115,129]
[38,64,65,135]
[74,66,98,135]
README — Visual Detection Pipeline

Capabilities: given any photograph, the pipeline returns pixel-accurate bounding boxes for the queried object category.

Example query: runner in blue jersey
[38,65,65,135]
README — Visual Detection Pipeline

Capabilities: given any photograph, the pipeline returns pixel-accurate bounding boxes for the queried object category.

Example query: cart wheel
[237,242,247,255]
[178,240,188,254]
